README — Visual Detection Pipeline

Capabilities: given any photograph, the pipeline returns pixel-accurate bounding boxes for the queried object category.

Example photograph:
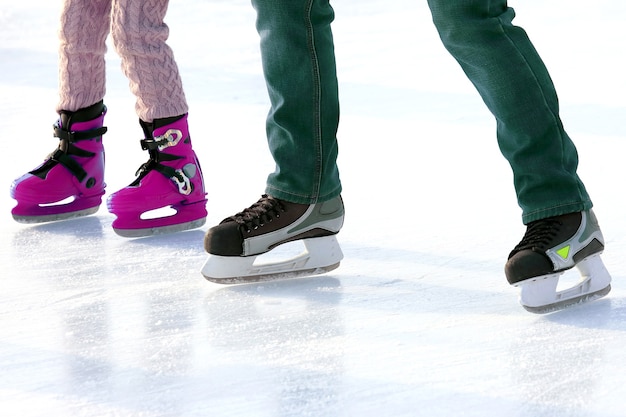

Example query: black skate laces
[510,218,563,255]
[224,195,286,233]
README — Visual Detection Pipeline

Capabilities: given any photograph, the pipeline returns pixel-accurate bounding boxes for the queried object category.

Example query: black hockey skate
[505,210,611,313]
[202,194,344,284]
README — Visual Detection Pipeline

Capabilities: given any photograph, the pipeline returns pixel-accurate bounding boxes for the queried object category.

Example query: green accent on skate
[556,245,571,259]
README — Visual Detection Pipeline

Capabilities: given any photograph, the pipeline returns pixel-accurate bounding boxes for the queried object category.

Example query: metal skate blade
[12,206,100,224]
[519,255,612,314]
[523,284,611,314]
[201,236,343,285]
[112,218,206,238]
[203,262,341,285]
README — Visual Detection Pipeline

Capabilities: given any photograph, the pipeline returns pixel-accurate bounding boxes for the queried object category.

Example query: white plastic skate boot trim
[201,235,343,284]
[517,254,612,314]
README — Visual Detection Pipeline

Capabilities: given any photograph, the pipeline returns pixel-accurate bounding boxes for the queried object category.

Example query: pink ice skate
[107,114,207,237]
[10,101,107,223]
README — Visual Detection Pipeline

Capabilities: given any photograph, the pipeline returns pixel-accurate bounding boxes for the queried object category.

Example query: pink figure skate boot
[10,101,107,223]
[107,114,207,237]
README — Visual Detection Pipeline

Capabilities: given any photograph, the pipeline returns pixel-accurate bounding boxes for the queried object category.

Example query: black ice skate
[505,210,611,313]
[202,194,344,284]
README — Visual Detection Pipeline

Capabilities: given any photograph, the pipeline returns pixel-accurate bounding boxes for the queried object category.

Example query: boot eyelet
[85,177,96,188]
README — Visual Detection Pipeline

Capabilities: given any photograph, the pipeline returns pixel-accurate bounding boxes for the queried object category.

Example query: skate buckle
[172,169,192,195]
[155,129,183,151]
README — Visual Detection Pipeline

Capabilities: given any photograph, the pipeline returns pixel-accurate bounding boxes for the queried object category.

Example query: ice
[1,1,626,416]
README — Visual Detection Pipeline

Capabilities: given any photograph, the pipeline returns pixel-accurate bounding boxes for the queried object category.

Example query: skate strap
[54,125,108,142]
[29,149,89,182]
[132,159,192,195]
[51,150,90,182]
[29,135,102,182]
[140,129,183,152]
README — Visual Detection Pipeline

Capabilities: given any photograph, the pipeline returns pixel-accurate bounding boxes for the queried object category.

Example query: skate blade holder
[13,195,102,224]
[201,236,343,284]
[516,254,612,314]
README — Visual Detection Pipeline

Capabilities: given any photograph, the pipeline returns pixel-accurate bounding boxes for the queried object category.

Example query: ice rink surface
[1,1,626,416]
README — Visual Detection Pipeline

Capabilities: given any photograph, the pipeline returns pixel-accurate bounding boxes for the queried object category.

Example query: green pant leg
[251,0,342,204]
[427,0,592,223]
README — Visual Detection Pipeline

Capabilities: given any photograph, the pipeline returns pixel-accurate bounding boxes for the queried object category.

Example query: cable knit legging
[57,0,188,122]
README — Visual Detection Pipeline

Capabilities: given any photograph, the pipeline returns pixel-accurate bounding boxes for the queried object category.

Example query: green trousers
[252,0,592,223]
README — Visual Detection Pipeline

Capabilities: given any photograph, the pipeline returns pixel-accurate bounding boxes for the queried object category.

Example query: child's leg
[106,0,206,237]
[58,0,112,112]
[110,0,188,121]
[10,1,111,223]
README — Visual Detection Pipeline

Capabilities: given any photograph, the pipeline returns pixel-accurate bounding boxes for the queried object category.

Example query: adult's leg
[252,0,342,204]
[427,0,591,223]
[202,0,344,280]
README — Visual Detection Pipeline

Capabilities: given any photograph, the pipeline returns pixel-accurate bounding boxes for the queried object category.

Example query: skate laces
[512,218,563,253]
[226,195,286,232]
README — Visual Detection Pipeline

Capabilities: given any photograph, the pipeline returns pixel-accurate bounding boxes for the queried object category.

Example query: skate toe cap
[204,221,244,256]
[505,249,554,285]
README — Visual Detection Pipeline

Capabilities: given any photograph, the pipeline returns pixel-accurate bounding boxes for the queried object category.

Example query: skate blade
[112,217,206,238]
[12,205,100,224]
[523,285,611,314]
[110,200,207,238]
[518,254,612,314]
[201,236,343,284]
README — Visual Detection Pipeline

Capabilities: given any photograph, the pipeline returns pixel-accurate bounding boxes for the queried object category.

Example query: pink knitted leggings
[57,0,188,122]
